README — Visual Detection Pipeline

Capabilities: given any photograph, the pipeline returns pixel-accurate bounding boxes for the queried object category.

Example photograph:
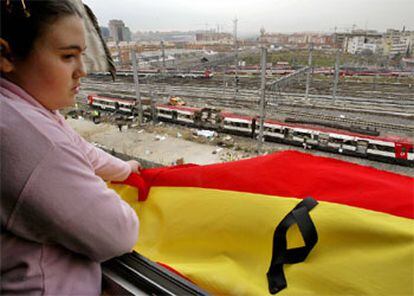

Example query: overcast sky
[83,0,414,36]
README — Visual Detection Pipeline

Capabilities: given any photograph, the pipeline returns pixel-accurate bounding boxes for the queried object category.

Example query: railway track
[93,74,414,98]
[269,108,413,133]
[83,78,414,100]
[80,79,414,134]
[82,80,414,116]
[74,97,411,133]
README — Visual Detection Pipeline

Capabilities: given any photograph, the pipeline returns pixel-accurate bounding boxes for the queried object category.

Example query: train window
[343,140,355,146]
[357,140,368,146]
[265,127,281,133]
[159,109,171,115]
[368,144,394,152]
[293,131,311,138]
[228,121,249,128]
[329,137,343,144]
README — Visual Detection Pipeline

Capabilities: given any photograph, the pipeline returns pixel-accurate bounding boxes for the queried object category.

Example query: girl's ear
[0,38,15,73]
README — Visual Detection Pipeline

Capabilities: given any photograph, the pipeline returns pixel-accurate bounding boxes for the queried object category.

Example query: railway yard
[69,69,414,176]
[81,74,414,135]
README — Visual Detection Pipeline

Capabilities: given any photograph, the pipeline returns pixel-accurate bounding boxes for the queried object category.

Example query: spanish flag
[110,151,413,295]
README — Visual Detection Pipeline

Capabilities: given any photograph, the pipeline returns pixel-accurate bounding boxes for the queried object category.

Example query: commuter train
[90,69,213,79]
[86,94,414,166]
[228,66,413,77]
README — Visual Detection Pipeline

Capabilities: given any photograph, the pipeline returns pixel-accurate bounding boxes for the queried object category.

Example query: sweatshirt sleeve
[5,143,139,262]
[80,137,131,181]
[62,118,131,181]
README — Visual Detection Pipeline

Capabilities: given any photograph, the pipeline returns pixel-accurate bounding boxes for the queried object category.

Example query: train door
[318,133,329,146]
[172,110,178,121]
[356,140,368,154]
[251,118,257,138]
[283,128,292,140]
[395,143,411,160]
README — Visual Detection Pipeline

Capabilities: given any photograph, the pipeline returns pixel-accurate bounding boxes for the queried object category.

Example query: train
[90,69,213,79]
[89,67,413,80]
[86,94,414,166]
[228,67,413,77]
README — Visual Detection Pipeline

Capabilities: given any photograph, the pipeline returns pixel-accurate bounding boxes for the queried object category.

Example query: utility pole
[333,48,340,100]
[150,89,157,123]
[258,46,267,150]
[223,65,227,96]
[305,43,313,100]
[160,40,166,76]
[233,17,239,100]
[116,42,122,68]
[130,48,143,125]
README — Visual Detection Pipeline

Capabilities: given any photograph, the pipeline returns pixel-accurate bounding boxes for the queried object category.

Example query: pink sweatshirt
[0,78,139,295]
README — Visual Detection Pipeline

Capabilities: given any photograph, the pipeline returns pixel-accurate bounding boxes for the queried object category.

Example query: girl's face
[5,15,87,110]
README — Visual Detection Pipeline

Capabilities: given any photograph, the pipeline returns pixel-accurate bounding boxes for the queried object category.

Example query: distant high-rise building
[99,26,110,41]
[108,19,132,43]
[383,29,412,57]
[123,27,132,42]
[344,32,382,55]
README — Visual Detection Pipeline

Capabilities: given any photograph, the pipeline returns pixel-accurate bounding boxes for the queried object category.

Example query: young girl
[1,1,140,294]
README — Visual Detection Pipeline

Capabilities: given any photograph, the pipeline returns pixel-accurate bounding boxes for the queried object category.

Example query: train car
[87,95,136,114]
[84,94,413,166]
[171,70,213,79]
[222,112,413,165]
[156,104,200,125]
[262,121,285,140]
[203,70,213,78]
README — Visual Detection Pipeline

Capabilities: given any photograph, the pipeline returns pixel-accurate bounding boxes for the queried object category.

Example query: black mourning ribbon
[267,197,319,294]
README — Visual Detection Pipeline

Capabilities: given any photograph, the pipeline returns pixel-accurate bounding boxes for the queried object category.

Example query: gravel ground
[67,118,245,166]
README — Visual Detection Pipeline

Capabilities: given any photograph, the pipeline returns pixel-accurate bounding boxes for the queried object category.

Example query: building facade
[258,32,334,48]
[195,32,233,45]
[382,29,412,57]
[108,19,132,43]
[344,32,382,54]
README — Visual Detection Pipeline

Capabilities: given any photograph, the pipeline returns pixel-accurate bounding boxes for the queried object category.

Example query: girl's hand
[127,160,141,174]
